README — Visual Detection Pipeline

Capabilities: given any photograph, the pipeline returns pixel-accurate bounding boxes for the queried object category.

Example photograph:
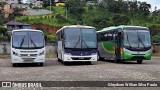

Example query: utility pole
[66,7,68,20]
[50,0,51,13]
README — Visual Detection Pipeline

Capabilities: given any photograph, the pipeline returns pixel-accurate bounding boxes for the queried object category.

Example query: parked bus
[56,25,98,64]
[11,29,45,67]
[97,26,151,64]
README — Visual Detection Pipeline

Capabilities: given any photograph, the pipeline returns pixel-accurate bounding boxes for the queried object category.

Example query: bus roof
[118,25,148,29]
[97,25,149,33]
[56,25,96,33]
[12,29,43,33]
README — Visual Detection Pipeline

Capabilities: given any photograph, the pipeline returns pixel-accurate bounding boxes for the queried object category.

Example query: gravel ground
[0,58,160,90]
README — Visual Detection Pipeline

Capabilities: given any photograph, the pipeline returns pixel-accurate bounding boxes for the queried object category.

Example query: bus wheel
[98,57,104,61]
[63,61,69,65]
[86,61,92,65]
[12,63,17,67]
[58,58,61,62]
[114,59,120,63]
[137,60,143,64]
[39,63,43,66]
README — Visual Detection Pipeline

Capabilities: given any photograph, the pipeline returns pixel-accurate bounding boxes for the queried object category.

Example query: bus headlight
[13,51,18,56]
[92,53,97,55]
[39,51,45,55]
[65,53,71,55]
[124,49,132,54]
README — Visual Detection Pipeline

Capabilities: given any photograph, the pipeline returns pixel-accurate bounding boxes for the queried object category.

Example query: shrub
[47,35,56,43]
[0,36,8,42]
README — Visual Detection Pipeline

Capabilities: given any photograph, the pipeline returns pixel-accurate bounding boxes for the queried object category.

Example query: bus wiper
[74,35,81,48]
[20,36,25,48]
[81,38,89,49]
[125,32,132,48]
[82,39,89,49]
[137,31,146,49]
[30,36,37,48]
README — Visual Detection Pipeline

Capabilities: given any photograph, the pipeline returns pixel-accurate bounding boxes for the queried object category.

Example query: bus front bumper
[11,55,45,63]
[63,54,98,62]
[123,52,151,61]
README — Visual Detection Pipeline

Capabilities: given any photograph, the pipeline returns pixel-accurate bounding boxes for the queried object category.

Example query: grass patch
[0,54,10,59]
[152,53,160,56]
[46,52,57,58]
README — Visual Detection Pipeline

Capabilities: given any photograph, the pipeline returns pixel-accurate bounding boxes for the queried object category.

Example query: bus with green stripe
[97,25,151,64]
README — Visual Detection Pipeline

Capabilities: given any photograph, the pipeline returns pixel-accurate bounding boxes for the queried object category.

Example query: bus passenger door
[116,32,122,60]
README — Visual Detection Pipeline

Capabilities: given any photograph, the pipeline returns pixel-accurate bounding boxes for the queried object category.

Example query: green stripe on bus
[102,41,115,54]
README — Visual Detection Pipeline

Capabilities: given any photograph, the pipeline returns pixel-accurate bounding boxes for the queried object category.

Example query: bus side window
[107,33,113,41]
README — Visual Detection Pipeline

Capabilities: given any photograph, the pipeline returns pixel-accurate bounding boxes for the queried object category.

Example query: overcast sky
[135,0,160,11]
[23,0,160,11]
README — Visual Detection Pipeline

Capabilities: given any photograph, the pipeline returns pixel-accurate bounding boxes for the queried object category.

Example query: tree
[112,15,129,26]
[12,7,26,17]
[18,0,22,4]
[43,0,55,8]
[0,26,7,36]
[138,2,151,15]
[65,0,85,21]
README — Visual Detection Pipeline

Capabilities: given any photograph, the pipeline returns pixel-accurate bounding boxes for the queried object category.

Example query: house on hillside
[11,3,29,9]
[5,21,32,33]
[1,0,18,4]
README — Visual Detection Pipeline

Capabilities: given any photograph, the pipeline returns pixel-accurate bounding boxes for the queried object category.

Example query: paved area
[0,58,160,89]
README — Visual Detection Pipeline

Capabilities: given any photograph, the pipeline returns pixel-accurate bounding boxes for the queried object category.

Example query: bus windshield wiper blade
[125,32,132,48]
[137,31,146,49]
[82,38,89,49]
[30,36,37,48]
[20,36,25,48]
[74,35,81,48]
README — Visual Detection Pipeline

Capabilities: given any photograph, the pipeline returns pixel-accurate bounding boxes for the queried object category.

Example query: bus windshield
[12,31,44,49]
[124,30,151,48]
[64,28,97,49]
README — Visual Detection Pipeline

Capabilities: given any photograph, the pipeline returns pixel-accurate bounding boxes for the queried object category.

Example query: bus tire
[98,57,104,61]
[63,61,69,65]
[12,63,17,67]
[86,61,92,65]
[58,58,61,62]
[137,60,143,64]
[114,59,120,63]
[39,63,43,66]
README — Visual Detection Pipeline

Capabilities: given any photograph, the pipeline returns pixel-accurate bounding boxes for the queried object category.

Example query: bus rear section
[56,25,98,64]
[11,29,45,67]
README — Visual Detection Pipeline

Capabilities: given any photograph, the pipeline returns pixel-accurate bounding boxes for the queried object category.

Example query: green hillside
[2,0,160,43]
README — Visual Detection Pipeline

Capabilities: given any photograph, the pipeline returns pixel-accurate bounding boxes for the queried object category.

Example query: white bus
[11,29,45,67]
[56,25,98,64]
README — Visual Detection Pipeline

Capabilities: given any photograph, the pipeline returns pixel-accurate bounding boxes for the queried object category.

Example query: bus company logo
[2,82,12,87]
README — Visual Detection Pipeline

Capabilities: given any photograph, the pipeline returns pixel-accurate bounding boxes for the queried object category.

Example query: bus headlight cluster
[124,49,132,54]
[65,53,71,55]
[13,51,18,56]
[39,51,45,56]
[92,53,97,55]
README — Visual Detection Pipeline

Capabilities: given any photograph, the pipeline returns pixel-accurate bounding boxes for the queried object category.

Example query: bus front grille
[20,51,37,53]
[20,54,37,57]
[30,54,37,56]
[71,57,91,60]
[22,58,35,61]
[131,56,146,60]
[20,54,28,56]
